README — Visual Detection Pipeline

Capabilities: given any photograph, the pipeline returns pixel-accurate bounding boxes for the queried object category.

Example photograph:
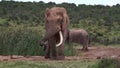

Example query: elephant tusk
[56,31,63,47]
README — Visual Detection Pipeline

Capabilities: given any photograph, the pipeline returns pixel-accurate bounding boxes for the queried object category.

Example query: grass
[0,58,119,68]
[0,26,77,56]
[0,60,96,68]
[107,44,120,48]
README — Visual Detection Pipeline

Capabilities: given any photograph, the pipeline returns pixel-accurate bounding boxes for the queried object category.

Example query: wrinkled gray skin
[40,7,69,60]
[68,29,89,51]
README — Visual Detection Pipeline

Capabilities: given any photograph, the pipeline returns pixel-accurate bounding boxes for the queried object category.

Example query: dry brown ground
[0,46,120,61]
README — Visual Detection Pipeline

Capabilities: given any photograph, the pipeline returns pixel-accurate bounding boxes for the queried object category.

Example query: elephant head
[40,7,69,47]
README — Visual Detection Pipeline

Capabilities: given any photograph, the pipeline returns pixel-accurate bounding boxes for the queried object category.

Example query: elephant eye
[57,18,63,23]
[46,12,50,17]
[57,12,62,16]
[58,18,61,21]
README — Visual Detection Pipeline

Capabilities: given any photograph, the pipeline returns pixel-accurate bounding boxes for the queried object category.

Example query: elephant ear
[45,8,49,18]
[62,10,69,31]
[45,8,49,30]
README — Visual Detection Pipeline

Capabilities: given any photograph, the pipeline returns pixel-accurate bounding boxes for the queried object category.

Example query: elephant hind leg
[82,45,88,51]
[82,37,89,51]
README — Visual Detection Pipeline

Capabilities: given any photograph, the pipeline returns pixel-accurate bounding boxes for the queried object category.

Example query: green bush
[64,43,77,56]
[0,26,76,56]
[88,58,120,68]
[0,26,45,56]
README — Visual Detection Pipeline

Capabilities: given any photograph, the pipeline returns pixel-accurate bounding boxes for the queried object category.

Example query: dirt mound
[0,46,120,61]
[83,46,120,59]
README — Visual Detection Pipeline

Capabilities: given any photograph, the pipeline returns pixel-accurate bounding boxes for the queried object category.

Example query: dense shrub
[0,1,120,45]
[64,43,77,56]
[0,26,76,56]
[0,26,45,56]
[88,58,120,68]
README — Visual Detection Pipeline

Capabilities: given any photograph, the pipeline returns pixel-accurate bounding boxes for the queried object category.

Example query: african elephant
[40,7,69,60]
[68,29,89,51]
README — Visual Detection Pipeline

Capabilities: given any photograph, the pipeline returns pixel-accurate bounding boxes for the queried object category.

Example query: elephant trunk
[56,31,63,47]
[40,28,61,46]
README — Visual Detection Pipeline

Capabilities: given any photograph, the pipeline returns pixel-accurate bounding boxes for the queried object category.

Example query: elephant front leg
[44,43,50,59]
[57,43,65,60]
[51,44,57,59]
[82,39,88,51]
[49,38,57,60]
[82,45,88,51]
[57,30,66,60]
[83,37,89,51]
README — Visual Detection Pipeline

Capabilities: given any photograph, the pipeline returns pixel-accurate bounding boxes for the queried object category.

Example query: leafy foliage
[0,1,119,55]
[0,26,76,56]
[0,1,119,44]
[0,26,45,56]
[88,58,120,68]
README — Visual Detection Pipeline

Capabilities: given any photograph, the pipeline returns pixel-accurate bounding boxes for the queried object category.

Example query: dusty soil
[0,46,120,61]
[81,46,120,59]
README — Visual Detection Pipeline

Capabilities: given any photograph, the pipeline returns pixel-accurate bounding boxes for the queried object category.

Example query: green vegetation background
[0,1,120,56]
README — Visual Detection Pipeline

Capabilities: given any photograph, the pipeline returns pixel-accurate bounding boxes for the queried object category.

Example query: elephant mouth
[56,31,63,47]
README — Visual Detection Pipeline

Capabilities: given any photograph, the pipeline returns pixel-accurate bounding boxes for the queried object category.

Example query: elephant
[67,29,89,51]
[39,7,69,60]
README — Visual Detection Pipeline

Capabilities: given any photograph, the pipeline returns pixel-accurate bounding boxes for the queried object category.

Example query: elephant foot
[50,57,57,60]
[57,56,65,60]
[23,55,31,58]
[81,48,89,52]
[49,56,65,60]
[43,45,47,51]
[10,55,17,59]
[10,55,14,59]
[45,55,50,59]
